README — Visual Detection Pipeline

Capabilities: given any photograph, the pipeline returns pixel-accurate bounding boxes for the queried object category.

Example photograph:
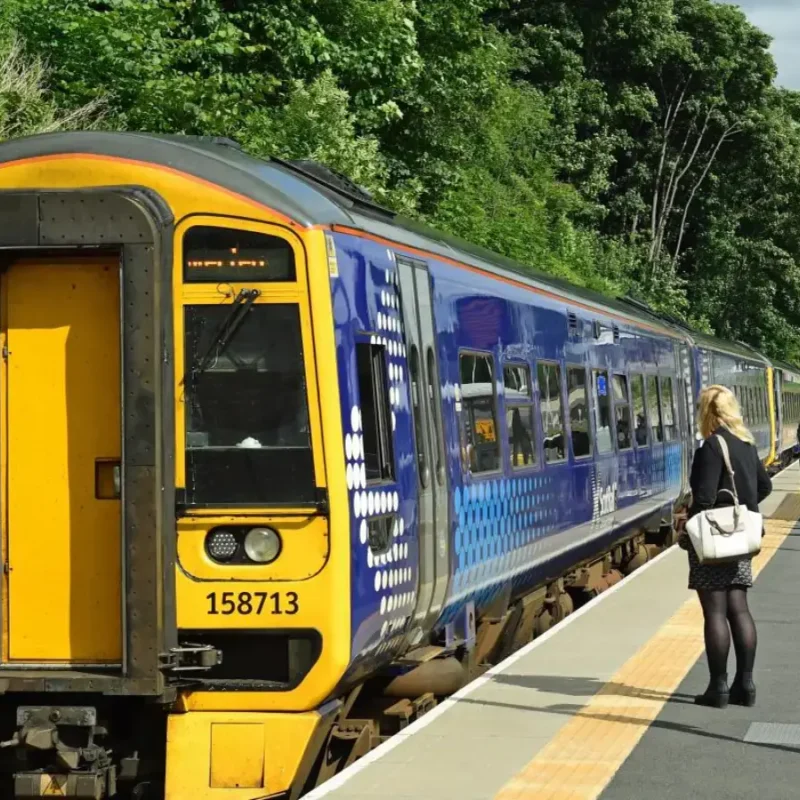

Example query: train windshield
[183,302,315,506]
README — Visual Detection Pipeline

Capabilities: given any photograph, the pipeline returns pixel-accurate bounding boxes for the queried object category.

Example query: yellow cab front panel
[0,137,350,799]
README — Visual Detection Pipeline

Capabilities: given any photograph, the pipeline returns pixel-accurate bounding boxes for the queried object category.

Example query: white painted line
[301,544,677,799]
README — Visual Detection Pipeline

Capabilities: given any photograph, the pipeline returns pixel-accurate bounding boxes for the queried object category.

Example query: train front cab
[0,151,351,800]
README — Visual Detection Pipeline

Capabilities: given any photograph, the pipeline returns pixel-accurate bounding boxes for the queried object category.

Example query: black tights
[698,587,757,685]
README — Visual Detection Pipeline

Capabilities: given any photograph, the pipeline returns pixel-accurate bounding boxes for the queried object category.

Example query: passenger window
[592,369,614,454]
[538,362,566,463]
[567,366,591,458]
[504,363,537,469]
[660,377,677,441]
[460,352,501,474]
[646,375,663,443]
[613,374,633,451]
[631,374,648,446]
[356,343,395,483]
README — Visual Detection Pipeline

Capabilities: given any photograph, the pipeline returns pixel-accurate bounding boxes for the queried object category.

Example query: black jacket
[688,427,772,518]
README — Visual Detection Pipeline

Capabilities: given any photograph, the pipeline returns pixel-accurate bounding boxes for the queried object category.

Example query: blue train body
[330,229,691,670]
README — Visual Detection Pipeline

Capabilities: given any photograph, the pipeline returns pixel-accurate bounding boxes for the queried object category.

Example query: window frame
[458,349,502,477]
[537,360,568,465]
[646,373,664,444]
[503,360,539,472]
[659,375,677,442]
[176,216,324,508]
[612,372,634,452]
[631,372,648,448]
[355,340,396,485]
[591,367,615,454]
[566,364,593,460]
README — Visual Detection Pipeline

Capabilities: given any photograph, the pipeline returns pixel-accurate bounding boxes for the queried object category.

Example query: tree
[0,35,103,141]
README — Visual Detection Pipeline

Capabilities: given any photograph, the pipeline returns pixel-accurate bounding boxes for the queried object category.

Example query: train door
[678,343,695,492]
[2,257,122,664]
[396,256,450,641]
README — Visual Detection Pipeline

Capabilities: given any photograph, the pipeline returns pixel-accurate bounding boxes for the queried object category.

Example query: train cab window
[183,303,314,505]
[356,343,395,483]
[567,366,591,458]
[631,374,648,446]
[504,363,537,469]
[646,375,663,443]
[592,369,614,454]
[538,362,566,463]
[460,353,501,474]
[660,377,677,440]
[613,374,633,451]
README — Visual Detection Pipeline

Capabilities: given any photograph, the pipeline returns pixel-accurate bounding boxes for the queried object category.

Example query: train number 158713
[206,591,299,616]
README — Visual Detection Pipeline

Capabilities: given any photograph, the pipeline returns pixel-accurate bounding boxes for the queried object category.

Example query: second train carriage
[0,131,796,799]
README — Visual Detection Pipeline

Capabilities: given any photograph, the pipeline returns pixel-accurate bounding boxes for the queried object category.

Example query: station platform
[305,463,800,800]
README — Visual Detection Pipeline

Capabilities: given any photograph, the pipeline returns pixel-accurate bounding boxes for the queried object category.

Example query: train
[0,131,797,800]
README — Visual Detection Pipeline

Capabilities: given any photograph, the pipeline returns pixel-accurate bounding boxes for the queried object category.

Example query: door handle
[96,459,121,500]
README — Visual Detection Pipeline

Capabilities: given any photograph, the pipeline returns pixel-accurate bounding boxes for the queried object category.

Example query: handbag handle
[714,434,740,511]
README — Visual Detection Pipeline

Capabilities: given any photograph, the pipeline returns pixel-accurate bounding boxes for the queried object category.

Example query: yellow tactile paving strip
[495,493,800,800]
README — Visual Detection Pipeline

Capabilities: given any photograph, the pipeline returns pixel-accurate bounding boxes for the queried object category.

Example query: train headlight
[205,529,238,562]
[243,527,282,564]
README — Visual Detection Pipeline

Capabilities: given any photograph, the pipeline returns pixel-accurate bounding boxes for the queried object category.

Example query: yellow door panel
[6,258,122,663]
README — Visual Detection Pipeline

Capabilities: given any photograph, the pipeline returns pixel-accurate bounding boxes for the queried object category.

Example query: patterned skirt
[684,537,753,590]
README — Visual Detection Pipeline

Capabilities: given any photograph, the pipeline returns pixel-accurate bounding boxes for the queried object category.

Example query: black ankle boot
[694,674,729,708]
[730,673,756,707]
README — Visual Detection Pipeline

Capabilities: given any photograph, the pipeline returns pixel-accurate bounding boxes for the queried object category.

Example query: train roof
[0,130,794,367]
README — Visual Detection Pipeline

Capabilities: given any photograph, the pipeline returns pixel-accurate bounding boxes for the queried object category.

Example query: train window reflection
[647,375,663,443]
[460,353,501,474]
[613,374,632,451]
[183,303,314,505]
[567,366,591,458]
[592,369,613,454]
[504,362,537,469]
[660,376,677,441]
[631,374,648,446]
[538,362,566,463]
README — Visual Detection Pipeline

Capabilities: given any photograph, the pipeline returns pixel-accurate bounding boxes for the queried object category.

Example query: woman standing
[680,385,772,708]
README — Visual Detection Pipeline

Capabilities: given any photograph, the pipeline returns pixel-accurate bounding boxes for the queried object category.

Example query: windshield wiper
[184,288,260,384]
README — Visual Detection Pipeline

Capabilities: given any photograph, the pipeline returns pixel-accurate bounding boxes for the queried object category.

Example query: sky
[727,0,800,88]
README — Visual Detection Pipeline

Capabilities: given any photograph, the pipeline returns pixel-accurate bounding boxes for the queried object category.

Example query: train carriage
[0,131,795,800]
[772,360,800,468]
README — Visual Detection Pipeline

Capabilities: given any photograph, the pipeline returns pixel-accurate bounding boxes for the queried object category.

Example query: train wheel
[534,608,554,637]
[557,591,574,619]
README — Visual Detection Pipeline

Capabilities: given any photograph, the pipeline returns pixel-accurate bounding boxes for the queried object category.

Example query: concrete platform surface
[305,464,800,800]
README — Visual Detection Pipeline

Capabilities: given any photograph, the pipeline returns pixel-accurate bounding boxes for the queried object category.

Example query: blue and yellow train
[0,132,796,799]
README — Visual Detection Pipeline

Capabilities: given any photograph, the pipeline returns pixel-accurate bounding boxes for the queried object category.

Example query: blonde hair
[697,384,755,443]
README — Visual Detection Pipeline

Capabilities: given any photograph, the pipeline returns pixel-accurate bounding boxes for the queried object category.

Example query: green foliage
[0,35,104,141]
[6,0,800,360]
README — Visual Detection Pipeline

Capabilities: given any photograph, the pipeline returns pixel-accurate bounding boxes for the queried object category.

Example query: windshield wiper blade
[184,288,260,383]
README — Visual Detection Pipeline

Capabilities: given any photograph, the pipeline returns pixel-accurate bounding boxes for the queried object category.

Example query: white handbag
[685,435,763,565]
